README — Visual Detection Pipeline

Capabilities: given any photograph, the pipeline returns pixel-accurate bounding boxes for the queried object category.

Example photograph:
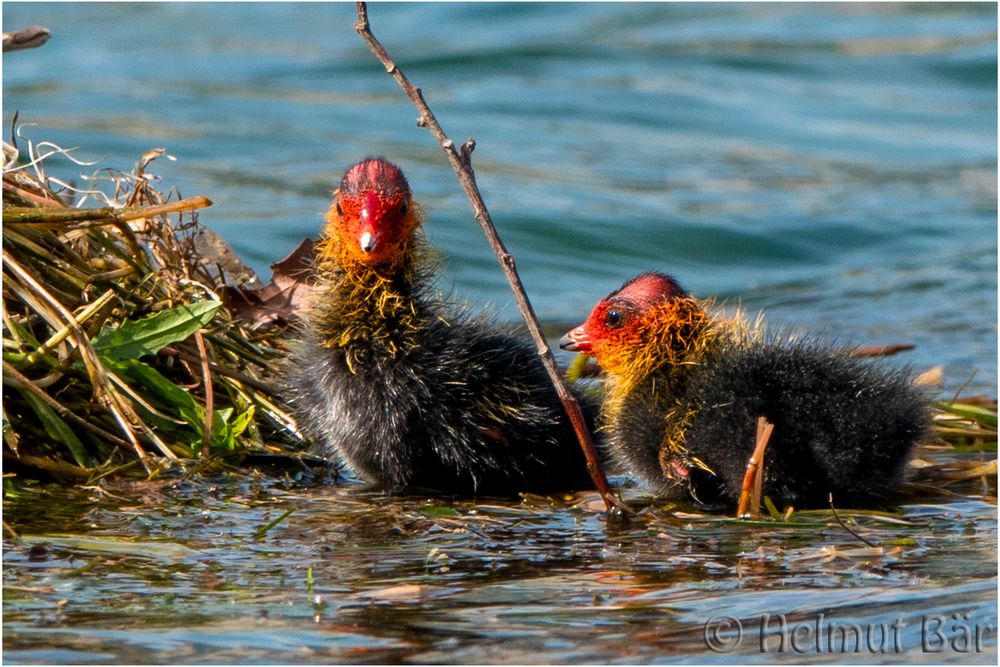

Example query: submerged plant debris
[2,468,996,663]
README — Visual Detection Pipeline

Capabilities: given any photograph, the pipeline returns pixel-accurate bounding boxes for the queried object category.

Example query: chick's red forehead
[611,272,688,310]
[340,158,410,198]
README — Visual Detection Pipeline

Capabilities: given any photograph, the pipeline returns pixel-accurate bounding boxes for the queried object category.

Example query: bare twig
[353,2,626,514]
[2,25,51,53]
[2,196,213,226]
[736,416,774,518]
[946,369,979,407]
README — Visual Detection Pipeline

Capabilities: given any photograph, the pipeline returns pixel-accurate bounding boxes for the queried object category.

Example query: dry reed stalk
[3,125,306,481]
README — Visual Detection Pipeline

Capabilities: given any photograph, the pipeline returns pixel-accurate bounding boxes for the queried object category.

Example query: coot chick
[287,158,594,496]
[560,271,928,508]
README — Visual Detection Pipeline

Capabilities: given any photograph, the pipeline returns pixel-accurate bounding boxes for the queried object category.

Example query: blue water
[3,5,998,664]
[3,478,997,664]
[3,2,996,393]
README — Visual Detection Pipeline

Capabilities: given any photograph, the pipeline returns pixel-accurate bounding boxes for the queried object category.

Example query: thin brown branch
[2,195,213,226]
[194,331,214,457]
[736,416,774,518]
[353,2,626,515]
[947,369,979,407]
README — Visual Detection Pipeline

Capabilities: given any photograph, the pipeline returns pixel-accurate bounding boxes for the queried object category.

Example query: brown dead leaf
[223,238,316,329]
[192,225,262,288]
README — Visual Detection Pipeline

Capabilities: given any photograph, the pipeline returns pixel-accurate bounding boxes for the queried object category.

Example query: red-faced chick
[561,271,929,509]
[286,158,595,496]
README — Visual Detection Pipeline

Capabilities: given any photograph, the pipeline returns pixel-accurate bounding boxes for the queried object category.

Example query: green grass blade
[22,392,92,468]
[763,495,783,520]
[105,358,205,436]
[256,508,295,538]
[939,402,998,428]
[92,300,223,361]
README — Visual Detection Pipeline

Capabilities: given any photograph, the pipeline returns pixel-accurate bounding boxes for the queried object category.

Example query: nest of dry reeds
[2,121,308,483]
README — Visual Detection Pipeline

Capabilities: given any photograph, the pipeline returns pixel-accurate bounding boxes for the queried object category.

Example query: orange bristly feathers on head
[594,296,724,476]
[590,296,715,389]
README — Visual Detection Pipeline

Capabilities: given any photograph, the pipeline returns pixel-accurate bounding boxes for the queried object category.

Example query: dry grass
[2,123,307,482]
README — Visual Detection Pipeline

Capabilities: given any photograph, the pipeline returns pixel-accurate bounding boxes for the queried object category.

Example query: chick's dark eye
[335,201,344,216]
[399,200,408,216]
[605,309,624,328]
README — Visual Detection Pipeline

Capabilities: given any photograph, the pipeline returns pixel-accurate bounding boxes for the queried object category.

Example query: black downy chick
[561,271,929,508]
[288,158,596,496]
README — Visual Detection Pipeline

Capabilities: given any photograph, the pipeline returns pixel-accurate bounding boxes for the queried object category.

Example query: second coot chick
[561,271,929,508]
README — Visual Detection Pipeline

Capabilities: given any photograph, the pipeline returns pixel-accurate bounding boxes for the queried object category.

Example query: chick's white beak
[359,231,377,253]
[559,325,592,353]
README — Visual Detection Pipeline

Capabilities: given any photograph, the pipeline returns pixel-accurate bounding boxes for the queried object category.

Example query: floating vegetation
[2,123,309,483]
[3,472,994,663]
[932,395,997,449]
